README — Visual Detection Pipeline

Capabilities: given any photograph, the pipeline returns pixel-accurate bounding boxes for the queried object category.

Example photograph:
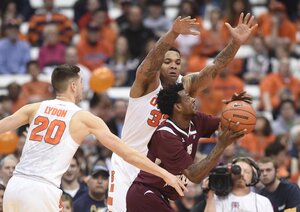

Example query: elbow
[186,173,205,184]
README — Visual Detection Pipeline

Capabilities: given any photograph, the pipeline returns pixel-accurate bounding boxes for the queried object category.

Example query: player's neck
[170,115,191,130]
[56,93,75,103]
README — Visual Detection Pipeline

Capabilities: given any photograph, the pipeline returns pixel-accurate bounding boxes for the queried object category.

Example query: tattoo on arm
[213,41,240,71]
[186,144,224,183]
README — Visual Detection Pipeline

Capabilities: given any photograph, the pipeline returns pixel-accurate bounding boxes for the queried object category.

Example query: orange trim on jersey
[107,196,113,206]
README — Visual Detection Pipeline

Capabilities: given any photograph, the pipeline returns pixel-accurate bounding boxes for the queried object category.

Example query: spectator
[22,60,53,103]
[6,82,27,113]
[79,8,116,53]
[61,156,88,201]
[0,154,17,186]
[272,99,299,136]
[120,5,156,60]
[224,0,252,26]
[115,0,132,31]
[239,115,276,160]
[73,164,109,212]
[265,139,290,179]
[143,0,172,37]
[27,0,73,46]
[258,157,300,212]
[243,35,271,85]
[259,57,300,112]
[76,23,112,71]
[258,1,297,54]
[61,192,73,212]
[0,19,31,74]
[204,157,273,211]
[38,24,66,71]
[65,46,91,96]
[107,35,139,86]
[0,95,13,119]
[107,99,128,137]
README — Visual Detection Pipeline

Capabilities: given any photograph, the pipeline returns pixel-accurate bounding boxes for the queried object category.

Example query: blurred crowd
[1,0,300,211]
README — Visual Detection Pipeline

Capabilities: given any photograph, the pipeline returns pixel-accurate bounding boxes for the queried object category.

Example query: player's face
[232,161,252,188]
[178,90,197,115]
[259,162,276,186]
[160,50,181,86]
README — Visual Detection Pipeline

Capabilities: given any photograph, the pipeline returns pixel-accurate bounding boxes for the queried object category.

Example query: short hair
[265,140,286,157]
[168,47,181,56]
[157,83,184,116]
[26,60,38,70]
[51,64,80,93]
[0,154,17,169]
[258,157,278,170]
[61,192,73,205]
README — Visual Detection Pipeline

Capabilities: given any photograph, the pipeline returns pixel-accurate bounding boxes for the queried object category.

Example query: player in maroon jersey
[126,83,247,211]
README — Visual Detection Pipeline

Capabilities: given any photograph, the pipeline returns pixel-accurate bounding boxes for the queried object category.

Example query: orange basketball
[89,67,115,92]
[221,100,256,133]
[0,131,19,154]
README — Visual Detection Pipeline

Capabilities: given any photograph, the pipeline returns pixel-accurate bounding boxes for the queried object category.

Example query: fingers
[175,180,187,196]
[243,13,251,24]
[248,15,255,27]
[238,12,244,25]
[225,22,232,31]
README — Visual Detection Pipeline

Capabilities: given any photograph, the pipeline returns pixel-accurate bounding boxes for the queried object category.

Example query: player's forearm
[144,30,179,74]
[186,144,225,183]
[212,39,240,71]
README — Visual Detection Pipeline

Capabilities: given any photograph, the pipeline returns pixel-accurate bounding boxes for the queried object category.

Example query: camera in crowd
[208,163,241,196]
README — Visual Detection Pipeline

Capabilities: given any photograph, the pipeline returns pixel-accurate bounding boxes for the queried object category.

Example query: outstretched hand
[163,172,188,196]
[225,13,258,45]
[222,91,252,104]
[172,16,200,36]
[218,122,246,147]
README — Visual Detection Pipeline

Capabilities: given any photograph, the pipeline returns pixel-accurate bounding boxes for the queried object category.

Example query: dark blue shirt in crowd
[259,180,300,212]
[73,182,88,201]
[73,193,106,212]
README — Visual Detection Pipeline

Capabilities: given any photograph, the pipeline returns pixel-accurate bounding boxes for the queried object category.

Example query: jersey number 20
[29,116,66,145]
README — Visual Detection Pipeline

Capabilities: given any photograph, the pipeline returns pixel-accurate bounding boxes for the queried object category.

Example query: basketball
[89,67,115,92]
[0,131,19,154]
[221,100,256,133]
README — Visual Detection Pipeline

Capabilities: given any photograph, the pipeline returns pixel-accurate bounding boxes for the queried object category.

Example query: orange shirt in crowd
[239,133,276,160]
[79,27,116,53]
[22,81,53,102]
[76,39,113,71]
[259,73,300,109]
[258,12,297,43]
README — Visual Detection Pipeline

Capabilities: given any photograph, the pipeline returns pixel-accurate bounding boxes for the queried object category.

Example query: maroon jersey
[134,112,220,200]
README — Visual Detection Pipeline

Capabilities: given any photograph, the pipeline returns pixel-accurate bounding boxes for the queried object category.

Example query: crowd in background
[1,0,300,211]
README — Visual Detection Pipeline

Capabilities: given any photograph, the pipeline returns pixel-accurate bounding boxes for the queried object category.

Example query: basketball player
[108,13,257,211]
[126,83,246,211]
[0,65,186,212]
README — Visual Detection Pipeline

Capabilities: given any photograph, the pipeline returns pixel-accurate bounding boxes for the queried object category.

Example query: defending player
[108,13,257,211]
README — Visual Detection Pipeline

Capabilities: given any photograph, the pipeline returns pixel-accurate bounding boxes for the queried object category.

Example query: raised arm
[82,112,187,196]
[183,124,246,184]
[182,13,258,97]
[130,16,199,98]
[0,103,39,134]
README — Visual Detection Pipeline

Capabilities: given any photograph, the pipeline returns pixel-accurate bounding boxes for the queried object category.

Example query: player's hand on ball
[223,91,252,104]
[218,121,246,147]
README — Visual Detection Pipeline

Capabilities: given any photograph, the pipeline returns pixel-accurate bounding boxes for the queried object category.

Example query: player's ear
[174,102,182,112]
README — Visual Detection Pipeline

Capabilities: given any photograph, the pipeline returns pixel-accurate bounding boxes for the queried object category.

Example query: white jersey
[111,84,166,180]
[14,99,81,187]
[214,192,274,212]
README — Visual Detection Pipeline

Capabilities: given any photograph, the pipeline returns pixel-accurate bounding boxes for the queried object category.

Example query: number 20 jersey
[14,99,81,187]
